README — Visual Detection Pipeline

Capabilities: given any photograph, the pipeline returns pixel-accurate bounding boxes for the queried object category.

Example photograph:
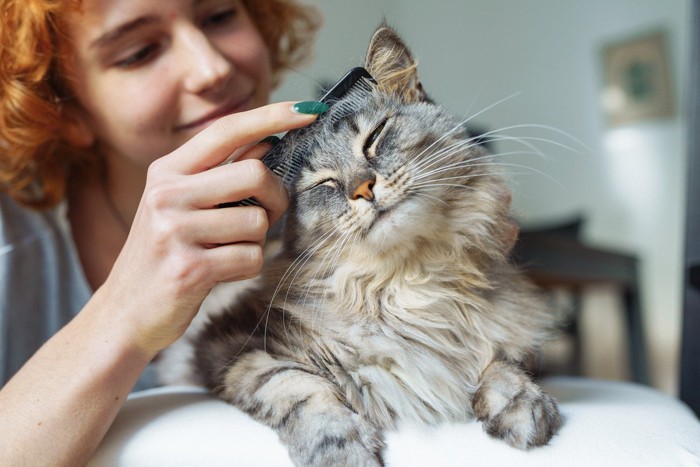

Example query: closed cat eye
[312,178,339,190]
[363,118,388,155]
[320,178,338,188]
[296,177,339,195]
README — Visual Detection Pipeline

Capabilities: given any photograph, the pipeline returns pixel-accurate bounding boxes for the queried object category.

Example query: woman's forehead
[64,0,223,43]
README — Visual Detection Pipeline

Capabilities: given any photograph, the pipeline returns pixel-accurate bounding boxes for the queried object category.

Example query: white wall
[274,0,692,394]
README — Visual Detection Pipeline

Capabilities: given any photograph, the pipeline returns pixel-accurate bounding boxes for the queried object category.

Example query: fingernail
[292,101,329,115]
[259,135,281,146]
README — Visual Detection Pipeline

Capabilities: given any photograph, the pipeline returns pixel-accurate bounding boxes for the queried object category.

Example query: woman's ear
[62,105,96,148]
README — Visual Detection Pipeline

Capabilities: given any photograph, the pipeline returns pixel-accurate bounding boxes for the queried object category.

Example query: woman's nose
[178,25,234,95]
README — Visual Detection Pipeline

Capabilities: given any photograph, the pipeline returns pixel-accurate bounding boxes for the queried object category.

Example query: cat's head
[282,26,517,267]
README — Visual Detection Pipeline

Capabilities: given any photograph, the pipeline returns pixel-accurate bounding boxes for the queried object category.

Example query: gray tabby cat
[192,25,562,466]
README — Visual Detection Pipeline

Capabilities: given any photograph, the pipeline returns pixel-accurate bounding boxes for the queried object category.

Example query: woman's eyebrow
[89,16,160,49]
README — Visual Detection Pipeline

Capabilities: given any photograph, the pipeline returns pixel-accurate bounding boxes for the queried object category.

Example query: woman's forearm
[0,102,320,465]
[0,287,155,466]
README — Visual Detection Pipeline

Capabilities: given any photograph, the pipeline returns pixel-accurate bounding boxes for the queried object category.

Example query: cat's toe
[482,389,561,449]
[304,436,384,467]
[289,413,385,467]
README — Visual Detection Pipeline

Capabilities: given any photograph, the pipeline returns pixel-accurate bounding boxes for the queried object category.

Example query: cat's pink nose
[352,179,375,201]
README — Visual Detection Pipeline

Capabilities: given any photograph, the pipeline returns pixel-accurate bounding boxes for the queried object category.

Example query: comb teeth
[260,126,314,190]
[219,67,375,209]
[218,137,310,209]
[272,143,308,187]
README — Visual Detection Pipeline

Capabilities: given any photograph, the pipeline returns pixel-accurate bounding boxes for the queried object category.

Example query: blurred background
[273,0,692,396]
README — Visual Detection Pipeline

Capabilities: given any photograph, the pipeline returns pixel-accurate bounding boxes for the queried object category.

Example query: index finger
[165,101,320,174]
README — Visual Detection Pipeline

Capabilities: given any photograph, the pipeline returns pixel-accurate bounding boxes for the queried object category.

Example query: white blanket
[90,377,700,466]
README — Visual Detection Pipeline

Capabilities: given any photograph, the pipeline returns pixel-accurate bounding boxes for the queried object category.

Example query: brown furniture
[513,219,648,384]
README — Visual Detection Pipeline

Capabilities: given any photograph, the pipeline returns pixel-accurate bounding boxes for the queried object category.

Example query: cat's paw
[472,362,562,449]
[288,413,385,467]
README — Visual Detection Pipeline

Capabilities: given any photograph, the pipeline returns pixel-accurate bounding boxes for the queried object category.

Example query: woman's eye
[202,8,238,28]
[115,44,160,68]
[364,119,387,155]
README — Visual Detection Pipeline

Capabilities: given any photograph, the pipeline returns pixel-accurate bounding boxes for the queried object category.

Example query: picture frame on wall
[601,30,675,126]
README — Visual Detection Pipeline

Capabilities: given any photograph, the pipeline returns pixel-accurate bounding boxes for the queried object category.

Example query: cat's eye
[363,119,388,155]
[299,178,339,194]
[316,178,339,189]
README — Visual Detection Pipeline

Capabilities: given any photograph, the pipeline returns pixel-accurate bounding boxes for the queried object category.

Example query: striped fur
[189,26,561,466]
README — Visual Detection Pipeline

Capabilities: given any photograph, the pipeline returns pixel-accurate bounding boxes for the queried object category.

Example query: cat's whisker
[407,91,523,170]
[468,150,547,164]
[407,138,502,182]
[413,182,481,191]
[412,181,509,192]
[402,129,463,173]
[477,135,556,161]
[456,92,523,129]
[409,135,486,174]
[275,228,347,349]
[410,141,491,178]
[462,123,588,158]
[413,170,538,192]
[413,158,538,182]
[409,190,449,206]
[401,93,521,171]
[261,226,343,351]
[416,149,551,180]
[410,126,541,177]
[486,123,591,155]
[292,219,353,298]
[315,230,362,337]
[278,220,348,308]
[457,129,549,161]
[413,168,520,185]
[418,136,546,175]
[431,159,557,181]
[273,233,330,306]
[303,226,358,343]
[412,122,585,179]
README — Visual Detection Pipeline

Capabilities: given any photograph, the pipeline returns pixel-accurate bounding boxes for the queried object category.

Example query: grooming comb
[220,67,375,208]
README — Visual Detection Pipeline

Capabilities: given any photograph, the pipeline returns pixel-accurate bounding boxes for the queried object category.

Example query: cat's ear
[365,25,427,103]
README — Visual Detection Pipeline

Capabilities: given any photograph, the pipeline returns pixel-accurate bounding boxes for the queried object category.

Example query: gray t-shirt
[0,193,156,389]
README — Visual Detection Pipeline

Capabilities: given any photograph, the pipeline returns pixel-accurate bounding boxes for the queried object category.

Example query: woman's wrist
[90,271,205,357]
[82,285,160,366]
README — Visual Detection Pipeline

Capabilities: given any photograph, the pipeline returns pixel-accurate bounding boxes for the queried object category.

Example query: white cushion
[89,377,700,466]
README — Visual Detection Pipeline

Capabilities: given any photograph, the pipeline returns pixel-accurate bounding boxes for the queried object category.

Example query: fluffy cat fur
[190,25,562,466]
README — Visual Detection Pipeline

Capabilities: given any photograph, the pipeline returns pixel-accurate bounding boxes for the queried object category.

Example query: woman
[0,0,324,464]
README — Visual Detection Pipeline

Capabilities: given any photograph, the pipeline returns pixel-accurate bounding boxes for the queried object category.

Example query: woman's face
[63,0,272,169]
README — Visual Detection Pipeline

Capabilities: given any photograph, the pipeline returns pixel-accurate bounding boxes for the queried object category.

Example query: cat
[190,25,562,466]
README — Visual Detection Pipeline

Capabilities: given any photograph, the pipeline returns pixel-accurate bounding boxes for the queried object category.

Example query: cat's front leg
[219,350,385,467]
[472,360,562,449]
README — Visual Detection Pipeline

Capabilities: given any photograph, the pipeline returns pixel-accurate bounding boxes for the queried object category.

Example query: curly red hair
[0,0,321,209]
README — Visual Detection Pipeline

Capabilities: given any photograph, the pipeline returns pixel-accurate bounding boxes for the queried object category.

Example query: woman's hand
[0,101,325,467]
[101,101,322,355]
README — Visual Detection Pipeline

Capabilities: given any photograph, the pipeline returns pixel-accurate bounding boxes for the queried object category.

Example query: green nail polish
[292,101,329,115]
[260,135,281,146]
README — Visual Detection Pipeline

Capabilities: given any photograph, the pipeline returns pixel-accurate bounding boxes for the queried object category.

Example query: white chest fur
[315,266,496,428]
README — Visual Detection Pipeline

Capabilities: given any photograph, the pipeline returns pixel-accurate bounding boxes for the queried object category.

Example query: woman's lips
[176,93,252,131]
